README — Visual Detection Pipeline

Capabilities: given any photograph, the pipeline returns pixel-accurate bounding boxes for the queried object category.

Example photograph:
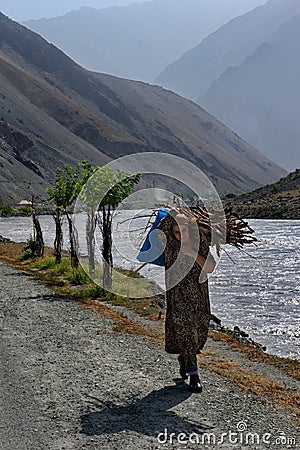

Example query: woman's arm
[194,252,216,273]
[181,242,216,273]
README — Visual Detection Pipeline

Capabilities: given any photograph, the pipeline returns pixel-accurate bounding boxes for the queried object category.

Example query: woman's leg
[178,354,188,379]
[182,354,198,374]
[183,354,202,393]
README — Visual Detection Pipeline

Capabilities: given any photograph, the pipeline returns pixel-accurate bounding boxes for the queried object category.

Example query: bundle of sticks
[160,203,258,256]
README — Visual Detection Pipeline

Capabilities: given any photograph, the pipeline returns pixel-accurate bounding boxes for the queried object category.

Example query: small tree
[47,161,91,267]
[81,166,141,289]
[85,199,97,275]
[31,195,44,257]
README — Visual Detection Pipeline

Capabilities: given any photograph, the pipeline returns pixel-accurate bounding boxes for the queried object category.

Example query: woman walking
[157,210,216,393]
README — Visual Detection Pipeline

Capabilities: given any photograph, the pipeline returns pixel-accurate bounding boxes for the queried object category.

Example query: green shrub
[0,205,14,217]
[20,236,40,260]
[83,285,104,299]
[52,257,71,275]
[68,268,91,285]
[19,205,32,216]
[33,258,57,270]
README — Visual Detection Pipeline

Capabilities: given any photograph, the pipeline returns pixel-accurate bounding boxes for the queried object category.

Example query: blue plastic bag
[136,207,168,266]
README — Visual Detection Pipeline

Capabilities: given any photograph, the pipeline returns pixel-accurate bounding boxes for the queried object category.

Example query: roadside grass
[80,296,163,341]
[208,330,300,382]
[0,241,162,320]
[197,355,300,424]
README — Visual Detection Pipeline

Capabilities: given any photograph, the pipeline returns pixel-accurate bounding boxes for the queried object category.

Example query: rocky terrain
[225,168,300,219]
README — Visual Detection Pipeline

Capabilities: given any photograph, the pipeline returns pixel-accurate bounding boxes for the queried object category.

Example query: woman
[157,210,216,392]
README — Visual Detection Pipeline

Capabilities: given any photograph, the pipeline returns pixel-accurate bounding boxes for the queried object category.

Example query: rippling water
[0,214,299,360]
[209,220,300,361]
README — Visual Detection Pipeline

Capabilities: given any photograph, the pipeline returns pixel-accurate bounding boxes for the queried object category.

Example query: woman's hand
[182,242,216,273]
[181,242,197,259]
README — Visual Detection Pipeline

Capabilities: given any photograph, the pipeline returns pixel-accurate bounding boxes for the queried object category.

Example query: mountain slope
[92,71,286,190]
[227,169,300,219]
[0,13,286,203]
[23,0,267,82]
[156,0,300,100]
[200,15,300,171]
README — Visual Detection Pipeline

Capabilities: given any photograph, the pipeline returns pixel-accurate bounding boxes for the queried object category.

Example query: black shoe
[188,374,202,393]
[178,355,188,380]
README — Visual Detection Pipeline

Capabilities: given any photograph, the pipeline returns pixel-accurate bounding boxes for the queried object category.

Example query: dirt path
[0,261,299,449]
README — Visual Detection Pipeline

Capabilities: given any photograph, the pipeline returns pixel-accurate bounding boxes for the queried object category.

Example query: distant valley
[0,12,285,205]
[200,14,300,171]
[156,0,300,171]
[23,0,267,82]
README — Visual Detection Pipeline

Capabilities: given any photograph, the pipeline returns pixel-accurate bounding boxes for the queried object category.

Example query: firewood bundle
[163,204,258,255]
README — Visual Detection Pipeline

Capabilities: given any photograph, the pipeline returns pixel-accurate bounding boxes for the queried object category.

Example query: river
[0,214,299,361]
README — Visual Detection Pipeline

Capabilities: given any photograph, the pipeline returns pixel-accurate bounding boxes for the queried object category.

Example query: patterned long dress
[157,213,211,355]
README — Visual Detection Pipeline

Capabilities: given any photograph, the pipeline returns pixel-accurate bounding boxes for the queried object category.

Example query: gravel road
[0,261,299,450]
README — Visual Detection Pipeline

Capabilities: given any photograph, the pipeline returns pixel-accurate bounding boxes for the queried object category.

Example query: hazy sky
[0,0,270,22]
[0,0,146,21]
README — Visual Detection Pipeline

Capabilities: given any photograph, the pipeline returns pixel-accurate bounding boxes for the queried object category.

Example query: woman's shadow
[80,380,214,440]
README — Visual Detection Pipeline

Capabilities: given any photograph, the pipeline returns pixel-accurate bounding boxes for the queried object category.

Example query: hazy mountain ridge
[0,13,285,203]
[0,0,146,22]
[155,0,300,171]
[227,169,300,219]
[156,0,300,99]
[23,0,267,82]
[200,13,300,171]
